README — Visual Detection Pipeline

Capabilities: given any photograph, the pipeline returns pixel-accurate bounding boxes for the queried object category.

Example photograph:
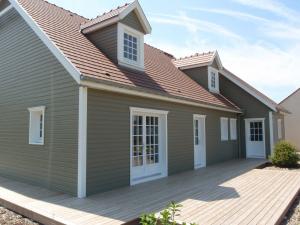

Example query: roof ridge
[145,43,175,59]
[175,51,216,60]
[93,2,130,20]
[40,0,89,20]
[80,1,133,26]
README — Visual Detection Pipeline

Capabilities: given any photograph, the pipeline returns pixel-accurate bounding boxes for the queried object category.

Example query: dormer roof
[80,0,151,34]
[173,51,223,70]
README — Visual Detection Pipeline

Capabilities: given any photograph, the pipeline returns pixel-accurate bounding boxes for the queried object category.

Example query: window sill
[29,142,44,146]
[118,60,144,72]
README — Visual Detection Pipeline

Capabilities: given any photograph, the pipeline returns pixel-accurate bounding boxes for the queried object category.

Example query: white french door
[193,115,206,169]
[245,118,266,158]
[130,108,168,185]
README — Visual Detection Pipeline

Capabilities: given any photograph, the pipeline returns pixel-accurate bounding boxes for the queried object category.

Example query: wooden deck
[0,159,299,225]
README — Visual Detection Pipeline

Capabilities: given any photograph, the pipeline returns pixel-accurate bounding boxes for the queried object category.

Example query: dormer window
[124,33,138,62]
[118,23,144,71]
[208,67,219,93]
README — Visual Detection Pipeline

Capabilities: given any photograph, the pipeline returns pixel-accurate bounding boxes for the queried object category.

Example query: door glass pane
[250,122,263,142]
[194,120,199,145]
[146,116,159,165]
[132,115,143,167]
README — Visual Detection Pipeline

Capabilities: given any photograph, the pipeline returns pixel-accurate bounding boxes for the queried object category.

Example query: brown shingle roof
[17,0,240,112]
[80,3,130,30]
[173,51,216,68]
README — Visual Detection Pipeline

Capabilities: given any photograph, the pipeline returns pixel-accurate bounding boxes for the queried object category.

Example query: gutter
[79,76,242,114]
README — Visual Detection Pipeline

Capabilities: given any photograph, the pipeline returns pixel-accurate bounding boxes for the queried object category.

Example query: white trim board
[8,0,81,84]
[0,4,13,17]
[77,87,87,198]
[81,81,241,114]
[269,111,274,155]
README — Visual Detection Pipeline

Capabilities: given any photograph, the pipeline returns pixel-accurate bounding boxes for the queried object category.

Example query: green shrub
[270,141,299,168]
[140,201,197,225]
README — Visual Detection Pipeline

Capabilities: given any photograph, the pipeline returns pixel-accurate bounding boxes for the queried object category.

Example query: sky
[46,0,300,103]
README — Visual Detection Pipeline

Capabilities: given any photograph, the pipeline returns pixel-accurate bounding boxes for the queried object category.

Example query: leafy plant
[140,213,157,225]
[270,141,299,168]
[139,201,197,225]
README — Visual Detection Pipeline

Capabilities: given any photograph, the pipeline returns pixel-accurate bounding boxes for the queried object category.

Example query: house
[280,88,300,151]
[0,0,286,198]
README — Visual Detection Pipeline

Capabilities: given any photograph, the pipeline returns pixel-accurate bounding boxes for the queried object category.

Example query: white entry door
[245,118,266,158]
[130,108,168,185]
[194,115,206,169]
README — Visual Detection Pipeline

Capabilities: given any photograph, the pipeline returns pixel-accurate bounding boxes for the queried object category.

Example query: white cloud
[149,12,243,40]
[189,7,300,41]
[232,0,300,22]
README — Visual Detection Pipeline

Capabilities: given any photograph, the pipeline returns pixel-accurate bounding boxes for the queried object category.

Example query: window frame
[28,106,45,145]
[117,23,144,71]
[220,117,229,141]
[230,118,237,140]
[277,119,282,139]
[208,67,219,93]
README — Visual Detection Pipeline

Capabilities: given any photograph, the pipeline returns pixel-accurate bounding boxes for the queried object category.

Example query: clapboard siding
[0,0,9,11]
[87,24,118,62]
[121,11,145,33]
[184,67,209,91]
[219,74,271,157]
[0,9,79,195]
[86,89,238,195]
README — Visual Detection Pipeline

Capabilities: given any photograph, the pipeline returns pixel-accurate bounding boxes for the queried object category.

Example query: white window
[220,117,228,141]
[118,23,144,71]
[28,106,45,145]
[208,67,219,93]
[230,118,237,140]
[277,119,282,139]
[123,33,138,62]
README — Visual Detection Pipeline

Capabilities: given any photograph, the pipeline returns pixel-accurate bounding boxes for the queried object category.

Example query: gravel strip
[0,206,40,225]
[281,194,300,225]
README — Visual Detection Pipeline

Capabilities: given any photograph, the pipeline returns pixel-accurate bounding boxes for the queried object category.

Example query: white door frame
[193,114,207,169]
[245,118,266,158]
[129,107,168,185]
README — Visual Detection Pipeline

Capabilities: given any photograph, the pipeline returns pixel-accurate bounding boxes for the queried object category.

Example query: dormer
[80,1,151,71]
[173,51,223,93]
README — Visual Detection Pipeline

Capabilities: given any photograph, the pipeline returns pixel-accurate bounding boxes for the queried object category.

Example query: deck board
[0,159,299,225]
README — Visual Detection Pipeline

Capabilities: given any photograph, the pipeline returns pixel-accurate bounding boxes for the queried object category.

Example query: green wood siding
[219,75,272,157]
[184,67,209,91]
[0,9,79,195]
[87,89,238,195]
[87,24,118,62]
[121,11,145,33]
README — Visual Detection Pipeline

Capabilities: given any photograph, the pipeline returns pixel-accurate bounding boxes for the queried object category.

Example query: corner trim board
[269,111,274,155]
[78,87,87,198]
[8,0,81,84]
